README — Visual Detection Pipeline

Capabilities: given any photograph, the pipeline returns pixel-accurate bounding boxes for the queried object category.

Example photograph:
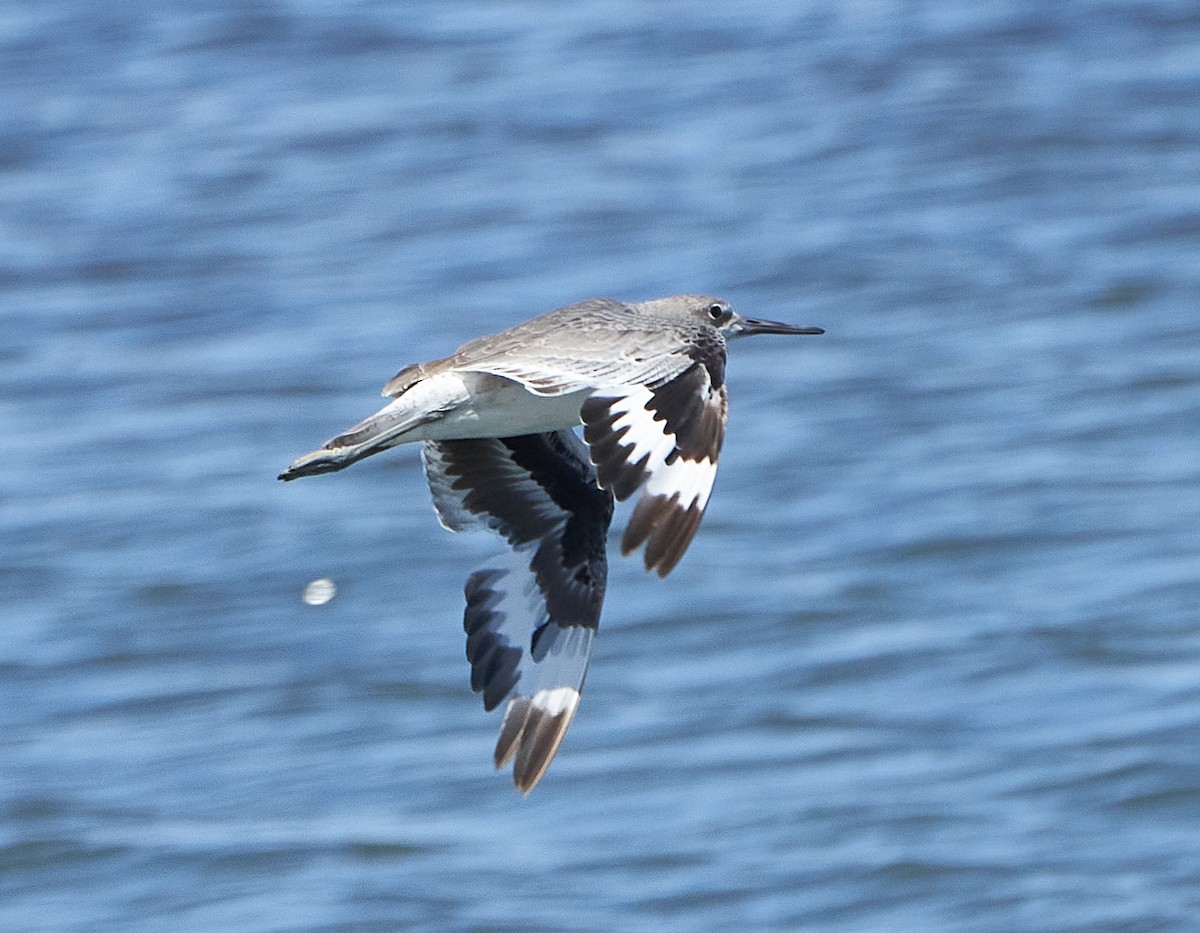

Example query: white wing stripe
[644,455,718,511]
[531,686,580,717]
[606,389,679,475]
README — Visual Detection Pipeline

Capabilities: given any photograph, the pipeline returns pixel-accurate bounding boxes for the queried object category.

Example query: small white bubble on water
[302,578,336,605]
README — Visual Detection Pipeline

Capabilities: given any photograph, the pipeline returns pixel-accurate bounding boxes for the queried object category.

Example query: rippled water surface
[4,2,1200,930]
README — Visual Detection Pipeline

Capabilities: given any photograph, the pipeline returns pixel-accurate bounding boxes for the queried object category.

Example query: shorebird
[280,295,823,792]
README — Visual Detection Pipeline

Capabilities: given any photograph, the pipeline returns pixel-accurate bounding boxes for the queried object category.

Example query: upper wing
[581,362,728,577]
[422,430,613,793]
[386,298,699,399]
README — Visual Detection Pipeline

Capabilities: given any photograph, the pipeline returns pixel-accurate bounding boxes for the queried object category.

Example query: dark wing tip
[621,494,706,577]
[494,696,531,770]
[492,691,581,794]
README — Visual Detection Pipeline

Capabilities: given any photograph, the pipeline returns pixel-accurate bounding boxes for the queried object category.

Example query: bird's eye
[707,303,726,321]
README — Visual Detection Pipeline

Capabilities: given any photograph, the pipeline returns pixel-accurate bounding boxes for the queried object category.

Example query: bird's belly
[417,374,591,441]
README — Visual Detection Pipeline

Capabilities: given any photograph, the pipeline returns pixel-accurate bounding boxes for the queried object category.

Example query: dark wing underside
[422,430,613,793]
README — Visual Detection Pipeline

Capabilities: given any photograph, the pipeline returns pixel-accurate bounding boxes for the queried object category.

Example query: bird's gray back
[456,297,710,360]
[387,296,726,397]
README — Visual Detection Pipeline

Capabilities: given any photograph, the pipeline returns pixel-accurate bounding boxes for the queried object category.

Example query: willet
[281,295,823,792]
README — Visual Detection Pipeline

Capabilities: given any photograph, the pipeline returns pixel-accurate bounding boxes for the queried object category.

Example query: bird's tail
[278,400,443,481]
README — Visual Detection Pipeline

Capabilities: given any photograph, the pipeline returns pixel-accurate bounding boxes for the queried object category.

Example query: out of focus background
[4,2,1199,931]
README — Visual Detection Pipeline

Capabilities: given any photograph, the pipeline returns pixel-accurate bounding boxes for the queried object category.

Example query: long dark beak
[732,316,825,337]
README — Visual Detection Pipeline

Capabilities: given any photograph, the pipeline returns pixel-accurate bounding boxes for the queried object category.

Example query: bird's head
[637,294,824,339]
[694,296,825,339]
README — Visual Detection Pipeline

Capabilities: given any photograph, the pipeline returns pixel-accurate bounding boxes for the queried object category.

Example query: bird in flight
[280,295,823,792]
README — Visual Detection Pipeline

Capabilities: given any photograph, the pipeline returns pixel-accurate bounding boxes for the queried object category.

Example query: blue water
[4,2,1200,930]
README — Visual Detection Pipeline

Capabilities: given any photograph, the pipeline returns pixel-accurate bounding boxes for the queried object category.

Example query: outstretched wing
[422,430,613,793]
[581,360,728,577]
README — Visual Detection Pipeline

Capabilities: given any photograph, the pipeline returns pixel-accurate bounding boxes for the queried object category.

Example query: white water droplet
[302,578,336,606]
